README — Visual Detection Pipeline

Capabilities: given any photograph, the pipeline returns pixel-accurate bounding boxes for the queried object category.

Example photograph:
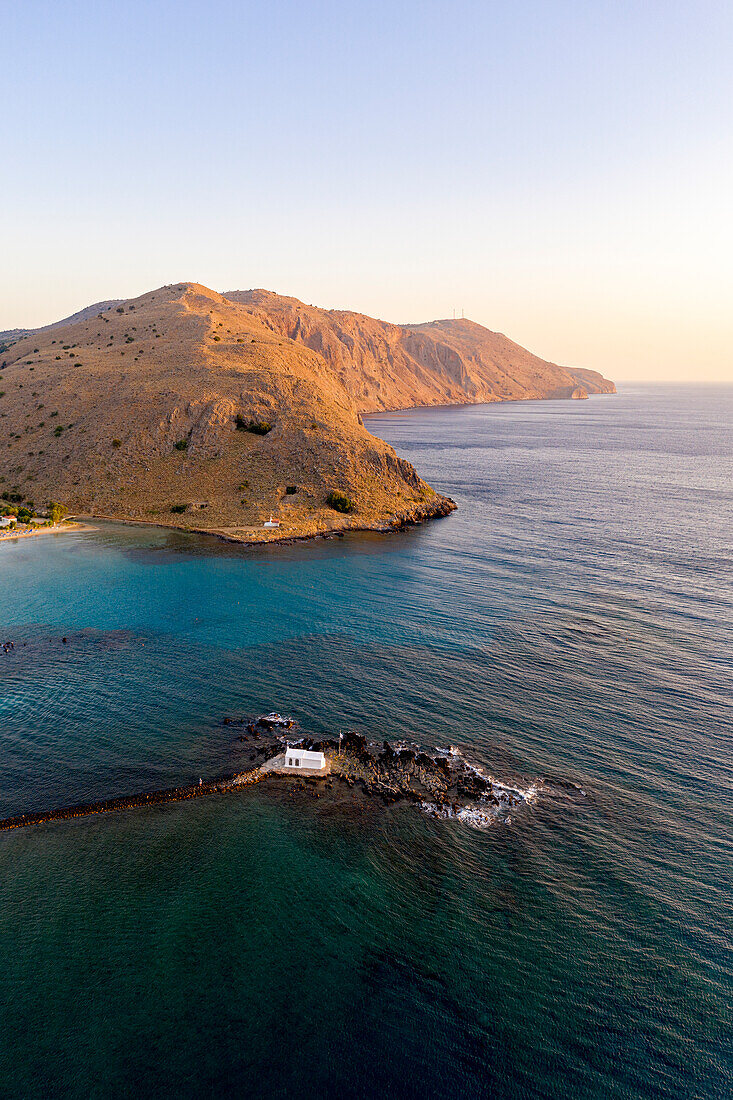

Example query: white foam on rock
[428,745,541,829]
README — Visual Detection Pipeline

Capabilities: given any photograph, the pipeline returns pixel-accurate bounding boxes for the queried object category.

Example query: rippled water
[0,386,731,1098]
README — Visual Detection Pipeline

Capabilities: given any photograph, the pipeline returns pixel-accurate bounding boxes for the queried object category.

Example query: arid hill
[225,289,615,411]
[0,283,614,542]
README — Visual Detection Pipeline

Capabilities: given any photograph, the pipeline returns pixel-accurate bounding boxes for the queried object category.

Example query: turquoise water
[0,386,731,1098]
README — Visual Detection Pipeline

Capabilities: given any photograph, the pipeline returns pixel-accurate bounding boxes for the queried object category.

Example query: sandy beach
[0,522,93,543]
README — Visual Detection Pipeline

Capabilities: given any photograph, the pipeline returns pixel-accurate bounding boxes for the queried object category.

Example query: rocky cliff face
[224,289,616,410]
[0,282,614,541]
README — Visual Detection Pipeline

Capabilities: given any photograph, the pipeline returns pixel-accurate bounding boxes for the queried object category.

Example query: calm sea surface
[0,386,731,1099]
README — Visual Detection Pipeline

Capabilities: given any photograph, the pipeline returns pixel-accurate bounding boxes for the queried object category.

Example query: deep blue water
[0,386,731,1099]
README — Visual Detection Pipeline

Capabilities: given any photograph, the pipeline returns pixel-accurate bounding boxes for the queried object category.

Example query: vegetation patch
[174,439,188,451]
[235,415,272,435]
[49,502,68,524]
[326,490,354,514]
[170,504,189,514]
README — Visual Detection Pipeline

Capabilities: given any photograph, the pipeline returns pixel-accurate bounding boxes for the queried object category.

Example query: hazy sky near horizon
[2,0,731,383]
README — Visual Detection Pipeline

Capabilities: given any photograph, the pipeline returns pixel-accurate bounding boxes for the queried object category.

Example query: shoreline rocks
[0,728,520,833]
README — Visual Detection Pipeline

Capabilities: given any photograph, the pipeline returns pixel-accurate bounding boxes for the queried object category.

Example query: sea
[0,385,730,1099]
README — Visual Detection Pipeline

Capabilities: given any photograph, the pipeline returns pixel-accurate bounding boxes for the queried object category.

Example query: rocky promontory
[0,727,532,833]
[0,281,614,544]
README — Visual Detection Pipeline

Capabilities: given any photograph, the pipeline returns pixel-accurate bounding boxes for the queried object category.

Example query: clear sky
[2,0,731,383]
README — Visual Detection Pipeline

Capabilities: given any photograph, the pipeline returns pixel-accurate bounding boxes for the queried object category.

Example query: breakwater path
[0,765,268,833]
[0,731,529,834]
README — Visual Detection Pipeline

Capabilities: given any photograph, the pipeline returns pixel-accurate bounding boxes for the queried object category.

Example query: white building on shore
[284,746,326,772]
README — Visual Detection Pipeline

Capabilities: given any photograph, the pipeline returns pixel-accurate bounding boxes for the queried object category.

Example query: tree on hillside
[49,502,68,524]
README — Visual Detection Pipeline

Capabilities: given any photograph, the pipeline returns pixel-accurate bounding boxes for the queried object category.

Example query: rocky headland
[0,282,614,544]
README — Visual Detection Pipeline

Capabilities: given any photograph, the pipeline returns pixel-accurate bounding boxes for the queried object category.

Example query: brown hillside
[0,282,614,543]
[224,290,615,410]
[0,284,452,542]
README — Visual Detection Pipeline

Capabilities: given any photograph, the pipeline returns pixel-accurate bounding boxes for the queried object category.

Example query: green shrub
[112,439,121,448]
[174,439,188,451]
[235,416,272,435]
[285,485,297,494]
[170,503,188,514]
[49,501,68,524]
[326,490,354,514]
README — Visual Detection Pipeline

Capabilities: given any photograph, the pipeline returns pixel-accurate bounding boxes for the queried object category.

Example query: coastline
[0,521,95,543]
[360,385,617,417]
[2,394,620,553]
[77,494,457,547]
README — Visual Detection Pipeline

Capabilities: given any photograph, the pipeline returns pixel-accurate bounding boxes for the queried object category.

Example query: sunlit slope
[225,289,615,411]
[0,283,450,539]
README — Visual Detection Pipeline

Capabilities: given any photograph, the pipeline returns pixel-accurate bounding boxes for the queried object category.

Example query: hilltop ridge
[0,282,614,542]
